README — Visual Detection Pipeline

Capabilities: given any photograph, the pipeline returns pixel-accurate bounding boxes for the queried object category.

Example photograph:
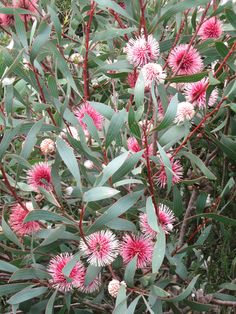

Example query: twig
[177,188,199,248]
[139,0,147,38]
[211,299,236,307]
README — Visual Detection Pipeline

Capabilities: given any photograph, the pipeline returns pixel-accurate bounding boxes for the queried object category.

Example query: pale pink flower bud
[84,160,94,169]
[40,139,55,155]
[108,279,127,298]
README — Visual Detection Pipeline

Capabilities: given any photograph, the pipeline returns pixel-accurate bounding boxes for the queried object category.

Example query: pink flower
[120,234,153,268]
[27,162,52,192]
[74,102,103,132]
[141,63,166,88]
[175,101,195,124]
[125,34,159,67]
[159,204,175,234]
[199,17,223,40]
[156,157,183,188]
[48,253,85,293]
[127,137,153,158]
[139,205,175,236]
[108,279,127,298]
[9,203,40,237]
[184,79,218,108]
[0,12,14,27]
[80,230,120,266]
[168,44,203,75]
[13,0,38,21]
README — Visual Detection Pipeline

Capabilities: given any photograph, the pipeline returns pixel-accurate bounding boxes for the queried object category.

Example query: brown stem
[139,0,147,38]
[109,9,128,41]
[83,1,96,101]
[79,206,90,247]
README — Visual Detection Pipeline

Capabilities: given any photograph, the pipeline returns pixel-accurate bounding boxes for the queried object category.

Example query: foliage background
[0,0,236,313]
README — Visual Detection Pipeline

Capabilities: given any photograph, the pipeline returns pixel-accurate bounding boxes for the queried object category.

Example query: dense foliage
[0,0,236,313]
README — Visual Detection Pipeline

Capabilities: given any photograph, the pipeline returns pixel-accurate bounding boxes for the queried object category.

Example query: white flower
[174,101,195,124]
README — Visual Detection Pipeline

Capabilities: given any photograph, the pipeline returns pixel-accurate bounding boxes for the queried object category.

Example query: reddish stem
[83,1,96,101]
[109,9,129,41]
[139,0,147,38]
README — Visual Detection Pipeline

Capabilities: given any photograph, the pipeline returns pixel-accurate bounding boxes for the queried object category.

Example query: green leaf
[124,256,137,287]
[88,191,142,233]
[225,9,236,29]
[10,269,50,281]
[83,187,120,202]
[105,218,137,232]
[0,125,21,160]
[128,107,141,139]
[166,72,208,83]
[94,0,135,22]
[180,151,216,180]
[0,261,19,273]
[8,286,48,305]
[150,286,170,298]
[146,197,159,233]
[219,283,236,291]
[156,94,178,131]
[95,151,129,186]
[20,119,43,160]
[2,214,24,249]
[190,213,236,226]
[114,284,127,314]
[48,6,61,43]
[31,22,51,60]
[14,14,28,50]
[24,210,74,225]
[152,228,166,273]
[45,290,57,314]
[185,300,212,312]
[62,253,82,277]
[0,284,30,297]
[173,186,184,219]
[89,101,115,120]
[56,137,82,190]
[158,0,209,23]
[134,72,145,120]
[106,109,126,148]
[92,27,136,43]
[166,275,200,302]
[85,265,101,286]
[127,296,141,314]
[83,114,101,144]
[215,42,229,58]
[40,225,66,246]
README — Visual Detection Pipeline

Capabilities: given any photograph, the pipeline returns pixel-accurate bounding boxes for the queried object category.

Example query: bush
[0,0,236,313]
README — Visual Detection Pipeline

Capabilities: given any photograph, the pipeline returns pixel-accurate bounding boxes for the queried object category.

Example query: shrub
[0,0,236,313]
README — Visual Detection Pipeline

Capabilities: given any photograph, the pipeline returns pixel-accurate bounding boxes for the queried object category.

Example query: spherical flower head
[175,102,195,124]
[120,234,153,268]
[156,157,183,188]
[184,79,218,108]
[139,213,157,239]
[80,230,120,267]
[13,0,38,21]
[199,17,223,40]
[0,13,14,27]
[40,138,55,155]
[9,203,40,237]
[141,63,166,88]
[48,253,85,293]
[159,204,175,234]
[27,162,52,192]
[125,34,160,67]
[168,44,203,75]
[108,279,127,298]
[74,102,103,132]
